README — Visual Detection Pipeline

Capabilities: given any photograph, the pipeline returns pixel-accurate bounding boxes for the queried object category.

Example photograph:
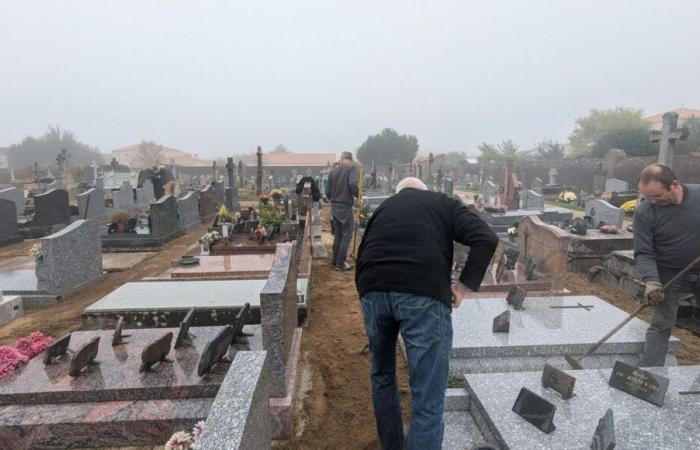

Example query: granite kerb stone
[198,351,270,450]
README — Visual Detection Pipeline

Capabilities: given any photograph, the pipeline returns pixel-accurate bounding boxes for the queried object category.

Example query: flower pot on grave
[116,222,127,233]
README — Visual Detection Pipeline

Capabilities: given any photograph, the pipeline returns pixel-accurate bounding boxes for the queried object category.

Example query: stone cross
[417,164,423,180]
[478,167,484,186]
[649,111,690,169]
[548,167,558,185]
[9,167,15,183]
[428,153,434,187]
[47,165,53,178]
[370,161,377,189]
[110,157,118,171]
[33,162,40,183]
[212,161,218,178]
[226,157,235,188]
[256,146,263,196]
[238,160,244,186]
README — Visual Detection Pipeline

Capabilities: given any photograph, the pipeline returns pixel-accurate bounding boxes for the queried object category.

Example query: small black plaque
[495,254,508,283]
[112,316,131,346]
[541,364,576,399]
[504,248,519,270]
[524,257,537,280]
[492,310,510,333]
[506,285,527,310]
[69,336,100,377]
[43,333,71,365]
[608,361,669,407]
[140,332,174,373]
[197,325,235,376]
[590,408,616,450]
[511,387,556,434]
[174,308,196,349]
[231,303,251,341]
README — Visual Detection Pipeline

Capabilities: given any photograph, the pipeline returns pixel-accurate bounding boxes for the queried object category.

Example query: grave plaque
[524,258,537,280]
[541,364,576,399]
[492,310,510,333]
[511,387,556,434]
[111,316,131,346]
[505,285,527,310]
[69,336,100,377]
[43,333,71,365]
[174,308,196,349]
[590,408,616,450]
[197,325,235,376]
[139,332,174,373]
[504,249,519,270]
[495,254,508,283]
[231,302,251,340]
[608,360,669,406]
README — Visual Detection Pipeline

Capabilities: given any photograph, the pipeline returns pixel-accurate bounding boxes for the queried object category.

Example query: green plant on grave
[258,202,285,229]
[360,203,372,220]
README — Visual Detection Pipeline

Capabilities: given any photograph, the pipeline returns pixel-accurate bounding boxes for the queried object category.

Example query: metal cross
[550,302,594,311]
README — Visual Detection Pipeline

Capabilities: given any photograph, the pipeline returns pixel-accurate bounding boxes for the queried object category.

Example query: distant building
[644,107,700,129]
[111,143,212,169]
[242,152,337,181]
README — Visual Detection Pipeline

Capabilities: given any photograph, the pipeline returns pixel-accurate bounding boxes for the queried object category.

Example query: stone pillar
[256,146,263,196]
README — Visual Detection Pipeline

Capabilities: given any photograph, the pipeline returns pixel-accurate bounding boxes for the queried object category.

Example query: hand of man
[451,281,469,309]
[644,281,665,306]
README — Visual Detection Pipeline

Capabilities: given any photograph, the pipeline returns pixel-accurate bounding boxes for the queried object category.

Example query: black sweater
[355,188,498,304]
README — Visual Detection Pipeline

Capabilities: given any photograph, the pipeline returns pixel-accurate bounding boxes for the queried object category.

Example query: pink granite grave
[170,255,275,280]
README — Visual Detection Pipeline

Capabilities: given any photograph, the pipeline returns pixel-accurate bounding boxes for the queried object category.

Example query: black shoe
[334,262,353,271]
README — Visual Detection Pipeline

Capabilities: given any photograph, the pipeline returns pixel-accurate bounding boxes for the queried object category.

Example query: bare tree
[135,140,164,168]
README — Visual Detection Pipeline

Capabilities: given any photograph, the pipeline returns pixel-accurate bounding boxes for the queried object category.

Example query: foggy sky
[2,1,699,158]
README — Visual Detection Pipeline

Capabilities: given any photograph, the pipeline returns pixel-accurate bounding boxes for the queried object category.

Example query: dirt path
[0,224,209,345]
[284,209,411,450]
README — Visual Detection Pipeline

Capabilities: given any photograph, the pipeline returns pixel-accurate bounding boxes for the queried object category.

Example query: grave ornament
[541,364,576,399]
[43,333,72,365]
[492,310,510,333]
[504,248,519,270]
[139,332,174,373]
[174,308,196,349]
[608,360,669,406]
[111,316,131,346]
[506,285,527,310]
[197,325,235,376]
[570,217,588,236]
[69,336,100,377]
[511,387,556,434]
[590,408,616,450]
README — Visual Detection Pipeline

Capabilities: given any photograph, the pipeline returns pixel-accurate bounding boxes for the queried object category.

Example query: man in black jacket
[356,177,498,450]
[326,152,359,270]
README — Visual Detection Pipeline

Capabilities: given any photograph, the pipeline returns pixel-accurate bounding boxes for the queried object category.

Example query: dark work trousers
[331,203,354,267]
[642,272,700,366]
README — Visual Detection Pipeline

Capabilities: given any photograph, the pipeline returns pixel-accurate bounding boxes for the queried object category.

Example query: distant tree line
[7,125,103,167]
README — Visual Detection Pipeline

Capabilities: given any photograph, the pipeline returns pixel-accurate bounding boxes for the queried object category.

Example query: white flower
[165,431,193,450]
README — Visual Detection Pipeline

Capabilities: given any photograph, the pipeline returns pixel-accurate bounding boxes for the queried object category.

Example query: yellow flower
[620,199,637,215]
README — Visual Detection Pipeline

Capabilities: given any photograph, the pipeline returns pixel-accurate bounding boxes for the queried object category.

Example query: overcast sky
[2,1,699,157]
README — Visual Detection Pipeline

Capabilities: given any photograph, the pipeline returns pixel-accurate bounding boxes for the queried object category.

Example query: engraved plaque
[43,333,71,365]
[197,325,235,376]
[608,361,669,407]
[492,310,510,333]
[541,364,576,399]
[511,387,556,434]
[174,308,196,349]
[112,316,131,346]
[231,303,251,341]
[139,332,173,373]
[69,336,100,377]
[506,285,527,310]
[590,408,616,450]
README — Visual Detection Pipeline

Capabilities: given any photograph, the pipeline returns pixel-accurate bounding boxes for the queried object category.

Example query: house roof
[244,152,337,167]
[644,107,700,125]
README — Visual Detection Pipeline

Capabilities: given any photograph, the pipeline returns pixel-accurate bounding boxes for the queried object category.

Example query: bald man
[355,177,497,450]
[634,164,700,366]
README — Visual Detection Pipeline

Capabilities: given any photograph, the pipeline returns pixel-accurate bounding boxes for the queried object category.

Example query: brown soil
[283,209,411,450]
[0,224,209,346]
[563,270,700,365]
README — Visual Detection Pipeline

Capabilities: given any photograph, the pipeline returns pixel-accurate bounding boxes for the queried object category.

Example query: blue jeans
[360,291,452,450]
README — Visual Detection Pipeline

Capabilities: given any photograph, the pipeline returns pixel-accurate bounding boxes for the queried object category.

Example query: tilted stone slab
[178,191,200,231]
[36,219,102,296]
[77,188,106,219]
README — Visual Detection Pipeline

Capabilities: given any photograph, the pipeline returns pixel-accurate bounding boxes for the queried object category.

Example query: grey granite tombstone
[77,188,106,220]
[484,181,498,205]
[112,182,134,210]
[548,168,558,185]
[177,191,200,231]
[521,190,544,210]
[0,187,24,218]
[444,178,454,196]
[36,219,103,295]
[604,178,629,193]
[95,175,105,190]
[260,242,298,397]
[150,195,180,239]
[585,199,625,229]
[0,199,22,247]
[33,189,70,226]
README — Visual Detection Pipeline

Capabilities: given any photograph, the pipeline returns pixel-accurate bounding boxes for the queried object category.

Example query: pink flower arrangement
[165,421,206,449]
[0,331,53,379]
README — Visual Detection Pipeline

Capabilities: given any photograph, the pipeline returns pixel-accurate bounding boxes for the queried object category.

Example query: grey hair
[341,151,353,162]
[396,177,428,193]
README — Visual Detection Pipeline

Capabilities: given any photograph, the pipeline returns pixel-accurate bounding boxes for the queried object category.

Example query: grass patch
[447,376,466,389]
[547,200,585,212]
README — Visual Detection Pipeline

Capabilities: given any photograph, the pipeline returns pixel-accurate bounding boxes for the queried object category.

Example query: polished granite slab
[450,295,680,375]
[0,327,230,405]
[81,280,265,329]
[170,254,275,280]
[0,269,41,294]
[464,366,700,450]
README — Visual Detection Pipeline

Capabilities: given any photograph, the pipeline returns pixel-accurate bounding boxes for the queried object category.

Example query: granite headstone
[33,189,70,226]
[585,199,625,229]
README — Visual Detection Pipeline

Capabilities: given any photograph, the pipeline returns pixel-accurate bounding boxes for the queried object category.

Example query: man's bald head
[639,164,676,190]
[396,177,428,193]
[638,164,683,205]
